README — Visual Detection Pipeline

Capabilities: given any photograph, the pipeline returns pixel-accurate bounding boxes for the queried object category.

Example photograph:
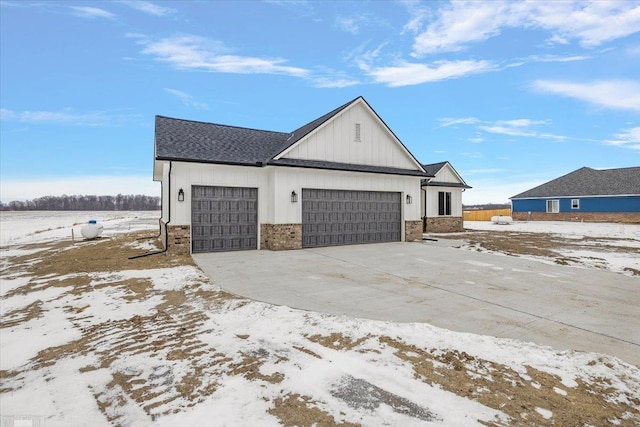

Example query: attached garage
[154,96,430,254]
[302,189,401,248]
[191,186,258,253]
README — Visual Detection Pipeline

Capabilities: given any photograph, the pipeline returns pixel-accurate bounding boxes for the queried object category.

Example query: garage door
[302,189,401,248]
[191,186,257,253]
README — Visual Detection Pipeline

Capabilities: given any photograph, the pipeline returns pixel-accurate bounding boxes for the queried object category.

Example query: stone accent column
[425,217,464,232]
[404,220,423,242]
[166,225,191,255]
[261,224,302,250]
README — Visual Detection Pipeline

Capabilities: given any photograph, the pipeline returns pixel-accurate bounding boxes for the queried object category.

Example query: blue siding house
[510,166,640,223]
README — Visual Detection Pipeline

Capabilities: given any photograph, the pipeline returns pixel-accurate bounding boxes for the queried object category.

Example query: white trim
[512,194,639,200]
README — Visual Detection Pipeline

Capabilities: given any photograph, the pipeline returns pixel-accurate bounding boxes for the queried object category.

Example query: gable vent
[355,123,361,142]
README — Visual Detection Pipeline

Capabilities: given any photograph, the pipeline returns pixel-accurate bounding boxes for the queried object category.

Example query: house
[510,166,640,223]
[420,161,471,232]
[153,96,431,254]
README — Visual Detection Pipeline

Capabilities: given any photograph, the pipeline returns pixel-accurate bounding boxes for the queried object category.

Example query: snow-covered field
[1,212,639,426]
[461,220,640,276]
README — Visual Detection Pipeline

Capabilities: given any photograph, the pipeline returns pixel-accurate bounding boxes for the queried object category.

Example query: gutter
[129,161,172,259]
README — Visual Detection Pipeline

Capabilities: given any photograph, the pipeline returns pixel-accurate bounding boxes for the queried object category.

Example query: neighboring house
[510,166,640,223]
[153,96,431,254]
[420,161,471,232]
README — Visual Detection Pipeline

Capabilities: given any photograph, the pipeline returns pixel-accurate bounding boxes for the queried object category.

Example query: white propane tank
[491,215,513,225]
[80,219,104,239]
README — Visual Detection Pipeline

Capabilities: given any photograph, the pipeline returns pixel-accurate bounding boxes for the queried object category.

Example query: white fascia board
[511,194,640,200]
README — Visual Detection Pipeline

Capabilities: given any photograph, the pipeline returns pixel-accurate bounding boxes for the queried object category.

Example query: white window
[546,199,559,213]
[355,123,361,142]
[571,199,580,209]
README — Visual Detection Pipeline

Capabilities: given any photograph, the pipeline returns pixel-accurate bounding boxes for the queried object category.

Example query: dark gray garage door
[191,186,257,253]
[302,189,401,248]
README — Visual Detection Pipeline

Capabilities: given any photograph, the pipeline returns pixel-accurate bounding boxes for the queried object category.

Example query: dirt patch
[307,333,372,351]
[268,394,361,427]
[440,230,640,272]
[1,232,194,281]
[0,300,44,328]
[380,336,640,426]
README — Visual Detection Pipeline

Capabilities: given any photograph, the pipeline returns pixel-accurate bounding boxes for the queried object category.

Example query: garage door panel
[302,189,401,248]
[191,186,257,253]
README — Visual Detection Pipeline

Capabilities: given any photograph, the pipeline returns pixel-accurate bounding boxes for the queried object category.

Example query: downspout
[421,185,427,232]
[129,161,172,259]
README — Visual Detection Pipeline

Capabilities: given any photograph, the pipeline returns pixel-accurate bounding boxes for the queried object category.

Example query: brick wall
[404,220,423,242]
[166,224,191,255]
[261,224,302,251]
[425,217,464,232]
[512,212,640,224]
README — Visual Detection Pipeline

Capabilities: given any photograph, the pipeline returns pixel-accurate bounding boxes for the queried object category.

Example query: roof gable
[511,166,640,199]
[421,161,471,188]
[154,97,428,177]
[274,97,425,172]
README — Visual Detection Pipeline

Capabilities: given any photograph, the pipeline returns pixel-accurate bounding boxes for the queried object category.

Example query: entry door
[191,186,258,253]
[302,189,401,248]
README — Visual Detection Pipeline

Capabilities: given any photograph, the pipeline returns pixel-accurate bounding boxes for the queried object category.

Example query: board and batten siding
[162,161,421,228]
[422,186,464,218]
[282,103,418,170]
[434,165,461,183]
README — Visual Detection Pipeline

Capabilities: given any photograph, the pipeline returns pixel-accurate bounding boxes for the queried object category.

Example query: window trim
[546,199,559,213]
[571,199,580,209]
[438,191,452,216]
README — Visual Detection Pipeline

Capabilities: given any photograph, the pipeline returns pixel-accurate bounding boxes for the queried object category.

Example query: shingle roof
[420,161,471,188]
[155,116,289,165]
[511,166,640,199]
[155,96,429,176]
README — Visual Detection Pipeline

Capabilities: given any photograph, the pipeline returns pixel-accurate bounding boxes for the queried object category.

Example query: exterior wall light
[178,188,185,202]
[406,194,412,204]
[291,191,298,203]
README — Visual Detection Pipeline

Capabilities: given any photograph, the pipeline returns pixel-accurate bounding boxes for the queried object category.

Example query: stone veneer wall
[425,217,464,233]
[261,224,302,251]
[512,212,640,224]
[404,220,423,242]
[165,224,191,255]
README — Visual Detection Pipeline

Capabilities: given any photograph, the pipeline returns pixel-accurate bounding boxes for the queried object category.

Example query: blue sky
[1,0,638,204]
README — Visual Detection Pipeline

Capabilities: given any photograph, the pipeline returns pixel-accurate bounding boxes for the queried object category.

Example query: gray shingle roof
[420,161,471,188]
[155,96,428,176]
[511,166,640,199]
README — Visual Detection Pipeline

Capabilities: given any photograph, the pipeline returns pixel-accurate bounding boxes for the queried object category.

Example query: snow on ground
[1,212,639,426]
[461,220,640,276]
[0,210,160,247]
[464,220,640,244]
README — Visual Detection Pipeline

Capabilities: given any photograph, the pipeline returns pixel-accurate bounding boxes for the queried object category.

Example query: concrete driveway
[193,241,640,366]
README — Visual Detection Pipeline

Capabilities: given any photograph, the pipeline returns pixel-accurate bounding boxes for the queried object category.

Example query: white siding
[421,187,464,218]
[282,103,419,170]
[435,164,463,184]
[166,162,421,226]
[272,167,421,224]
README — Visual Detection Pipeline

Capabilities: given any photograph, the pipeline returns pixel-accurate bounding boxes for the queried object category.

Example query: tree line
[0,194,160,211]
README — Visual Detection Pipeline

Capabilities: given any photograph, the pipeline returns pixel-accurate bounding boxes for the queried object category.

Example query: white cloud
[604,126,640,151]
[0,176,159,202]
[335,16,360,34]
[0,108,138,126]
[478,119,569,140]
[364,59,494,87]
[138,34,310,77]
[532,79,640,112]
[120,1,176,16]
[69,6,116,20]
[437,117,480,127]
[164,88,208,110]
[410,1,640,56]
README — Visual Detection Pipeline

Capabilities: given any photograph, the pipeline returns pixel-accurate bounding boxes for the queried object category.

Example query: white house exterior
[153,97,430,253]
[420,162,471,232]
